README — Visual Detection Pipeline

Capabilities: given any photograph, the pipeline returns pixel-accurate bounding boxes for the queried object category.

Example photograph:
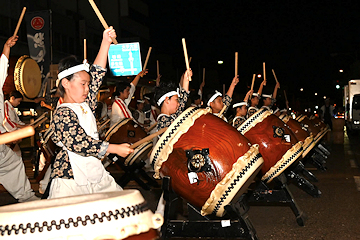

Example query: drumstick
[99,119,110,131]
[130,127,167,149]
[182,38,192,81]
[84,39,87,60]
[284,90,288,102]
[218,105,227,119]
[263,62,266,85]
[235,52,238,77]
[142,47,152,76]
[202,68,205,83]
[0,126,34,145]
[13,7,26,37]
[251,74,256,91]
[42,81,48,98]
[157,60,159,77]
[147,122,158,133]
[189,57,192,64]
[272,69,278,83]
[88,0,118,44]
[32,118,48,129]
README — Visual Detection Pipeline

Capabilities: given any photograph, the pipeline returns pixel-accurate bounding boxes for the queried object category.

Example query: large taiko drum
[150,107,264,217]
[237,109,303,183]
[296,114,326,145]
[279,113,315,158]
[14,55,42,99]
[309,115,331,141]
[0,190,163,240]
[104,118,153,166]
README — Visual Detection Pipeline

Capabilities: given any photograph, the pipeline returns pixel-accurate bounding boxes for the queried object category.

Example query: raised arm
[257,79,266,96]
[181,68,192,92]
[93,27,116,69]
[272,82,280,99]
[2,36,18,59]
[131,69,148,87]
[243,89,253,102]
[226,75,239,98]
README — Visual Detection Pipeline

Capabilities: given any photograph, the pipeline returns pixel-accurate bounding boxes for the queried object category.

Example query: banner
[25,10,51,82]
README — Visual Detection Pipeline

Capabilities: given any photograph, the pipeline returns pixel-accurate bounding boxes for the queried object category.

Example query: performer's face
[239,105,247,116]
[251,97,259,106]
[64,71,90,103]
[263,97,272,106]
[120,87,131,100]
[10,97,22,107]
[211,96,223,113]
[167,95,179,114]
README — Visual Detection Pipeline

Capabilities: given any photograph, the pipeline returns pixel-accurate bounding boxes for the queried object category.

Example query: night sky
[148,1,360,109]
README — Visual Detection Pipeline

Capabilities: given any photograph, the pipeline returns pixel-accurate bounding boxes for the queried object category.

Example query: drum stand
[247,173,307,226]
[107,154,159,190]
[303,142,329,171]
[161,176,258,240]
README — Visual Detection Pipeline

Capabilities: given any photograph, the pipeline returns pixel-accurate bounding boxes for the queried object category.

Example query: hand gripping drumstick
[13,7,26,37]
[182,38,192,81]
[88,0,118,44]
[217,105,227,119]
[0,126,35,145]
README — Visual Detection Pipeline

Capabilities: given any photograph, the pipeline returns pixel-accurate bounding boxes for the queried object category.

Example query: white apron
[57,102,106,186]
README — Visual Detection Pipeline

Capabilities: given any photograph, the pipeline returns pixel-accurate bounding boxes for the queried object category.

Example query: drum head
[14,55,42,99]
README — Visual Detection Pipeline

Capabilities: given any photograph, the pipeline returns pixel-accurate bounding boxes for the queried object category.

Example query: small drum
[104,118,152,166]
[279,113,315,158]
[150,107,264,217]
[238,109,303,183]
[0,190,163,240]
[14,55,42,99]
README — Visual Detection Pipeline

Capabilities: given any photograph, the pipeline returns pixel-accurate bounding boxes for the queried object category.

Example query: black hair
[154,81,178,108]
[190,93,201,102]
[116,81,131,95]
[57,55,89,98]
[202,89,219,108]
[10,90,23,99]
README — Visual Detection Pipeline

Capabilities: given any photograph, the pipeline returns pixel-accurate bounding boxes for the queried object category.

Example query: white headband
[252,93,259,98]
[144,96,150,100]
[137,99,145,103]
[56,60,90,87]
[157,89,179,106]
[207,91,222,106]
[262,94,272,98]
[233,102,247,108]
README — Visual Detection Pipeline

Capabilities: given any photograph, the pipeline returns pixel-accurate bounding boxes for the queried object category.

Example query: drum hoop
[150,107,211,179]
[201,144,264,217]
[0,190,163,239]
[124,141,153,166]
[302,136,316,158]
[237,109,272,135]
[104,118,132,141]
[14,55,41,99]
[278,112,287,121]
[261,141,304,183]
[295,114,304,121]
[309,115,316,120]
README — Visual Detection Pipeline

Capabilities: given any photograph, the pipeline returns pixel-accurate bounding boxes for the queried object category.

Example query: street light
[300,88,303,91]
[336,84,340,89]
[315,93,318,96]
[257,74,262,78]
[339,69,344,73]
[218,60,223,64]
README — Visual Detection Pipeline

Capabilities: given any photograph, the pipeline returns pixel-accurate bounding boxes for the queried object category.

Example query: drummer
[204,75,239,122]
[110,69,148,127]
[154,69,192,131]
[260,81,280,111]
[47,27,134,199]
[95,85,110,121]
[133,99,145,127]
[0,35,39,202]
[232,89,253,129]
[247,79,266,118]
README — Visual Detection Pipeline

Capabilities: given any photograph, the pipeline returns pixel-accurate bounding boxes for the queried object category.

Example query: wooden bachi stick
[202,68,205,83]
[130,127,167,149]
[13,7,26,37]
[157,60,159,77]
[189,57,192,64]
[84,39,87,60]
[88,0,118,44]
[272,69,279,83]
[0,126,34,145]
[251,74,256,91]
[263,62,266,85]
[235,52,238,77]
[182,38,192,81]
[218,105,227,119]
[141,47,152,77]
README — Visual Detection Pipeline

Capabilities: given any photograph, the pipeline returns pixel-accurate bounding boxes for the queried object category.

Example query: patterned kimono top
[232,116,247,129]
[50,65,109,180]
[156,89,189,131]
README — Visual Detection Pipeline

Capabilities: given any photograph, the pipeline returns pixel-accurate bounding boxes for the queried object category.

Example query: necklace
[80,105,88,114]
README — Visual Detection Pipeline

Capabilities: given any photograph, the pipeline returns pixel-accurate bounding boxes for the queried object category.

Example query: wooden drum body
[104,118,152,166]
[238,109,303,183]
[296,115,326,145]
[309,115,331,142]
[279,113,315,158]
[14,55,42,99]
[150,107,264,217]
[0,190,163,240]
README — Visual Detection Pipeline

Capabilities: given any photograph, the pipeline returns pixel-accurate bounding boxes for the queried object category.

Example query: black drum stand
[161,176,258,240]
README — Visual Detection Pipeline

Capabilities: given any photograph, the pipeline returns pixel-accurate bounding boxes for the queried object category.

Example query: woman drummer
[203,75,239,122]
[47,27,133,199]
[247,79,266,118]
[232,89,253,129]
[260,81,280,111]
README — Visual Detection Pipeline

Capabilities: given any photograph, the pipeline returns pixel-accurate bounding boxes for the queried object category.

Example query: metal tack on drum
[14,55,42,99]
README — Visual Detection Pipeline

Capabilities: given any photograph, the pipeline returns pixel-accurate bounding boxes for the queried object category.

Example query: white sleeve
[124,83,136,106]
[110,102,124,126]
[0,54,9,89]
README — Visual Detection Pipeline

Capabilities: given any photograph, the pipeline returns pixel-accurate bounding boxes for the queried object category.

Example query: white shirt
[3,100,25,132]
[0,54,9,133]
[110,83,135,126]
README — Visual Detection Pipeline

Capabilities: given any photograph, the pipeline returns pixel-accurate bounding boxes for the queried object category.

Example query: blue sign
[108,42,142,76]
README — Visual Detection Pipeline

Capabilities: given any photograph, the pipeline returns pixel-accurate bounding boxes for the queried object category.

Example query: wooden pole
[84,39,87,60]
[130,127,167,149]
[263,62,266,85]
[0,126,34,145]
[13,7,26,37]
[182,38,192,81]
[88,0,118,44]
[251,74,256,91]
[235,52,238,77]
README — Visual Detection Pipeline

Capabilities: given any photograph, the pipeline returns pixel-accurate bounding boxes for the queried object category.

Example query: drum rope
[0,202,148,236]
